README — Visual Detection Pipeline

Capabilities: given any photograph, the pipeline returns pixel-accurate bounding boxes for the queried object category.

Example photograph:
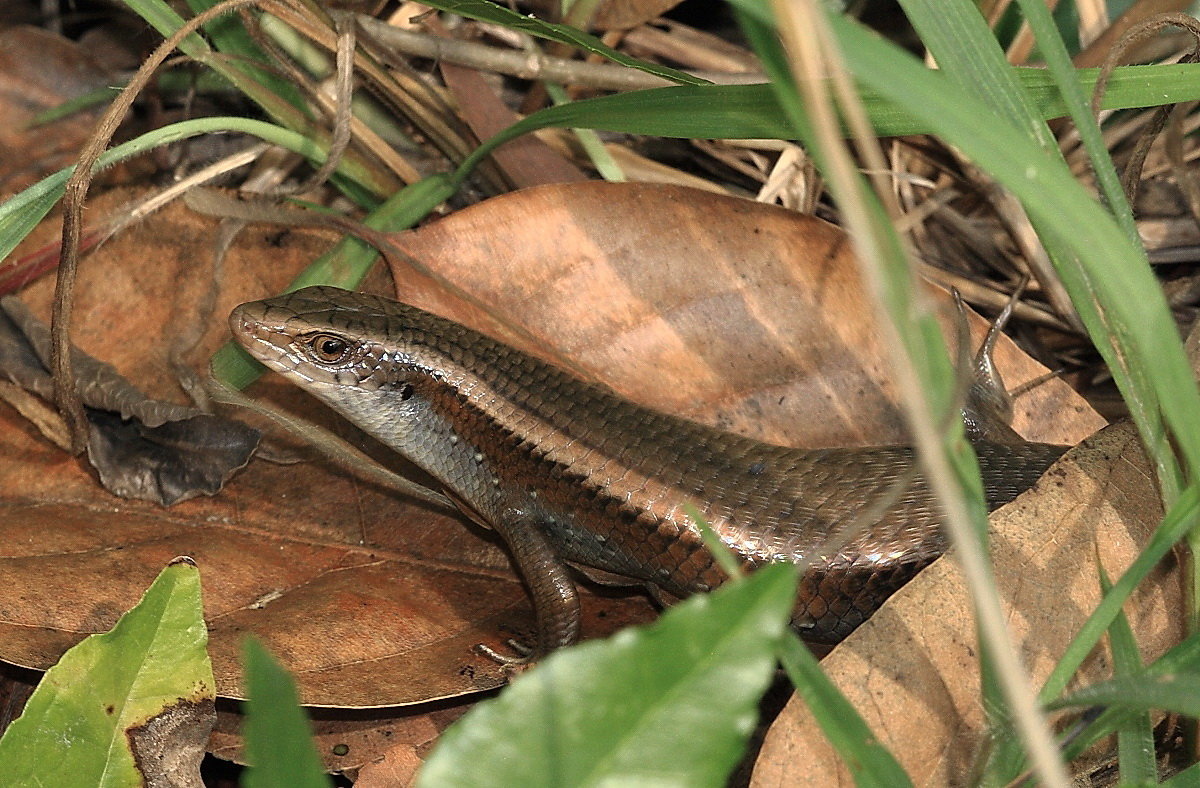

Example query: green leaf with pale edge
[0,559,213,786]
[416,563,797,788]
[241,638,332,788]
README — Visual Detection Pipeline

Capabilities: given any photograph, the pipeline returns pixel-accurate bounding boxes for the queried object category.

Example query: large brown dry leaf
[0,198,655,715]
[387,182,1101,447]
[0,183,1105,748]
[751,422,1178,785]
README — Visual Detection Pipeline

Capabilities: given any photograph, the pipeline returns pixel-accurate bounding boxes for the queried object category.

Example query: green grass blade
[736,1,1040,776]
[416,564,796,787]
[1042,485,1200,703]
[241,638,333,788]
[117,0,211,55]
[1049,675,1200,718]
[1024,63,1200,121]
[1057,613,1200,762]
[183,0,311,114]
[993,630,1200,771]
[1012,0,1135,239]
[897,0,1056,149]
[906,0,1136,236]
[834,6,1189,511]
[829,10,1200,498]
[28,85,123,126]
[0,559,213,786]
[1101,563,1155,783]
[118,0,393,197]
[417,0,705,86]
[445,63,1200,155]
[0,117,323,265]
[777,634,911,786]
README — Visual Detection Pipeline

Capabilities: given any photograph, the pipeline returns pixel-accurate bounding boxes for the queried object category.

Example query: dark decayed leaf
[0,296,259,505]
[85,409,262,505]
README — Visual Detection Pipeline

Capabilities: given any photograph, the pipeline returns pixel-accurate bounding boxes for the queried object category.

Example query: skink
[230,286,1066,660]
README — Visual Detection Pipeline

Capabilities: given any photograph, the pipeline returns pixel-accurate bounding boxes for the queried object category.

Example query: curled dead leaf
[0,296,260,505]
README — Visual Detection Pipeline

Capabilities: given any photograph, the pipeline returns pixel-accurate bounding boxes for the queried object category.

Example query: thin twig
[1092,12,1200,206]
[53,0,266,453]
[354,15,765,90]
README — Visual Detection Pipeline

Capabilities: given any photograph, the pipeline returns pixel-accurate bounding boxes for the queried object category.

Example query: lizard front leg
[479,510,581,665]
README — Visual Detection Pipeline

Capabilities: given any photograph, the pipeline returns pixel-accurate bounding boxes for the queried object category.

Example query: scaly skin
[230,286,1066,660]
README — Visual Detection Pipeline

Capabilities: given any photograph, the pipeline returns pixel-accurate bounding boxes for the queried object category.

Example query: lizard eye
[305,333,351,364]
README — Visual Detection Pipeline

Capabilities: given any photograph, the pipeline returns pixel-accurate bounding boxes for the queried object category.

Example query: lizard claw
[476,638,538,668]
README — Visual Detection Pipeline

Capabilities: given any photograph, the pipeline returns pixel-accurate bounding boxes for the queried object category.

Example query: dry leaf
[439,61,588,189]
[0,26,115,194]
[386,182,1101,448]
[592,0,687,31]
[207,696,467,773]
[751,422,1178,785]
[0,198,655,715]
[0,297,260,505]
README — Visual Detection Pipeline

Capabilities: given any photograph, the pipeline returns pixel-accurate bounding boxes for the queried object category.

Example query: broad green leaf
[417,563,797,787]
[0,559,213,786]
[241,638,332,788]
